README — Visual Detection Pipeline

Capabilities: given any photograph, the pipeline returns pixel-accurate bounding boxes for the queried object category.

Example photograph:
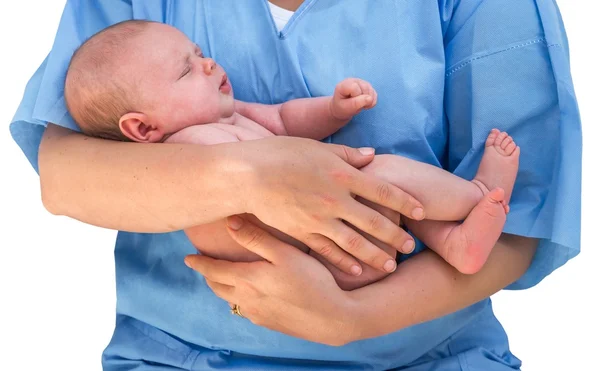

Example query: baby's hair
[64,20,156,141]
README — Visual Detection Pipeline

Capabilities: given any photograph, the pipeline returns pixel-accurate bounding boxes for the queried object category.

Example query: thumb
[327,143,375,168]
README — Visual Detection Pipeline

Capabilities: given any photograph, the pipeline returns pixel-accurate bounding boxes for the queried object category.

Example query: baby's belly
[185,215,308,262]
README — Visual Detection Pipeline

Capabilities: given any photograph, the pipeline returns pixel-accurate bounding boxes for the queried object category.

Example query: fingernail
[184,257,192,268]
[383,259,397,273]
[411,207,424,220]
[351,265,363,276]
[402,240,415,254]
[358,147,375,156]
[227,215,244,230]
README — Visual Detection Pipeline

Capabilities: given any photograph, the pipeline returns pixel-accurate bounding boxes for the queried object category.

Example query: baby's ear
[119,112,164,143]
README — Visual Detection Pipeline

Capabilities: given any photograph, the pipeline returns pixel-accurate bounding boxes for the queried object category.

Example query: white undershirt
[268,2,295,31]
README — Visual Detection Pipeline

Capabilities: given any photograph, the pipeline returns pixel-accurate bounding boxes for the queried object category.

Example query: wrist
[339,291,367,344]
[209,142,253,216]
[328,98,351,122]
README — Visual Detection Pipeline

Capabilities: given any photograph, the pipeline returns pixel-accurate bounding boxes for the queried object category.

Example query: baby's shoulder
[165,123,239,145]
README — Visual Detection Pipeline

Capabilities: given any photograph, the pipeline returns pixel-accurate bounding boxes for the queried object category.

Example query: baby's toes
[500,135,513,150]
[493,131,509,148]
[505,141,517,155]
[485,128,501,147]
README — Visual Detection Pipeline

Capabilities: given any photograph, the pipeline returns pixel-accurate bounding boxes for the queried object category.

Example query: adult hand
[185,216,538,346]
[237,136,424,275]
[184,216,360,346]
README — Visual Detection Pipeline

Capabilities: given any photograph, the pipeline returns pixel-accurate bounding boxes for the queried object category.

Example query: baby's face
[130,23,234,133]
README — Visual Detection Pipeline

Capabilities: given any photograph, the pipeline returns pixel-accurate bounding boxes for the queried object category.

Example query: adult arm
[185,217,536,346]
[39,125,423,274]
[17,0,425,275]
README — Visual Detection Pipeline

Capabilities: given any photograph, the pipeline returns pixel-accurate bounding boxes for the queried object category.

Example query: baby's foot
[472,129,520,203]
[445,188,507,274]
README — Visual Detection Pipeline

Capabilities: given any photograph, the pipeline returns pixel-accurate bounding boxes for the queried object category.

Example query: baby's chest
[191,2,448,163]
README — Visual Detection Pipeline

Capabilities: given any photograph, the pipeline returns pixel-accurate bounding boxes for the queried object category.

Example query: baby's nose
[202,58,217,75]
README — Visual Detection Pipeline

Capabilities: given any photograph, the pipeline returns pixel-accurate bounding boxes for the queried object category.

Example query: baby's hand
[330,78,378,120]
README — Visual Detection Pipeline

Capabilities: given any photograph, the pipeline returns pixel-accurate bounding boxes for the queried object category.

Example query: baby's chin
[221,95,235,117]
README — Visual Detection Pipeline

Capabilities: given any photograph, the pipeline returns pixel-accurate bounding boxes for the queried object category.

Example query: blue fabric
[101,301,520,370]
[10,0,581,369]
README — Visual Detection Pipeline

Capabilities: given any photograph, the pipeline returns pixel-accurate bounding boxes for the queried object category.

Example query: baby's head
[65,20,234,142]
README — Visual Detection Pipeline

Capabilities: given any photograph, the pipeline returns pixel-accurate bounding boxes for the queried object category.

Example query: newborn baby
[65,20,520,290]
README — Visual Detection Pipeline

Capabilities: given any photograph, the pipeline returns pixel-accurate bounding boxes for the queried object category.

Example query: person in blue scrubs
[10,1,581,370]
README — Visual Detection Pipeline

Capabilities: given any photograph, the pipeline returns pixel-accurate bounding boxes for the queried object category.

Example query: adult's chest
[177,0,448,164]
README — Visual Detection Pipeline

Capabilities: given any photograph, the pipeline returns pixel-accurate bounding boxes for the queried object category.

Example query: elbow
[321,335,352,347]
[38,127,63,216]
[39,171,61,216]
[500,233,539,280]
[327,339,351,347]
[38,123,72,216]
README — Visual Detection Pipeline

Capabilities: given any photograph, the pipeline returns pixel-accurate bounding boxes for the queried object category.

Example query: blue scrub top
[10,1,581,369]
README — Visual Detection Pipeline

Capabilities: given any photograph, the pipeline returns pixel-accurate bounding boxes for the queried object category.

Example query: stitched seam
[446,38,562,77]
[458,352,472,371]
[127,320,193,359]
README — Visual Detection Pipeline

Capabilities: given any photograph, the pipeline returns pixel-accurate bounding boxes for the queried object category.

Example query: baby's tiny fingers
[353,95,374,110]
[357,81,377,107]
[348,82,362,97]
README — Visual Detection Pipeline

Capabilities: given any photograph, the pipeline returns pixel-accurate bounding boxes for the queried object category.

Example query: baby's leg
[366,129,519,274]
[403,188,508,274]
[362,155,483,221]
[309,197,399,291]
[363,130,519,221]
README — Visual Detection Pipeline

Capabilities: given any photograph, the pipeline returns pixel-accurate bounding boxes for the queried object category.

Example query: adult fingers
[349,171,425,221]
[327,220,397,273]
[301,233,362,276]
[324,143,375,169]
[226,216,363,276]
[184,254,248,286]
[225,216,305,264]
[204,279,237,304]
[342,202,415,254]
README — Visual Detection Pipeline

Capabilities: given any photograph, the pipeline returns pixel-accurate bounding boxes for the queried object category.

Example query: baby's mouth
[219,74,231,94]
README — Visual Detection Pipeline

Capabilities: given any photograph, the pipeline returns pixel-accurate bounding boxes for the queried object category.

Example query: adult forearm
[347,234,538,341]
[39,124,245,232]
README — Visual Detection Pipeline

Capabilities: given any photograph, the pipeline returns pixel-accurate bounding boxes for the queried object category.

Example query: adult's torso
[114,1,488,368]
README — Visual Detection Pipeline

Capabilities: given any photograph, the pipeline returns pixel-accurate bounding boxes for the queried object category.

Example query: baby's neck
[217,113,237,126]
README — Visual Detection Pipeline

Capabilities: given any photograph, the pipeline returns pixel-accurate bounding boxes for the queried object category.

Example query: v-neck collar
[262,0,318,39]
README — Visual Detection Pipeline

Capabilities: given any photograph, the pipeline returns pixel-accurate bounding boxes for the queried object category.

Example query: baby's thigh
[185,219,262,262]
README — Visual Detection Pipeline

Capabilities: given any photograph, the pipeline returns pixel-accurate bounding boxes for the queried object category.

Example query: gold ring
[231,304,245,318]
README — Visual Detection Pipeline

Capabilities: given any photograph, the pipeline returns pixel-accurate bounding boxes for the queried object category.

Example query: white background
[1,2,597,370]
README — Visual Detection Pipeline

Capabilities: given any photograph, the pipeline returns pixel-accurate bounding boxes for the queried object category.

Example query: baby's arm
[235,78,377,140]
